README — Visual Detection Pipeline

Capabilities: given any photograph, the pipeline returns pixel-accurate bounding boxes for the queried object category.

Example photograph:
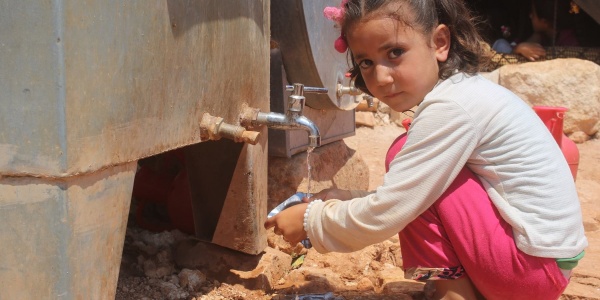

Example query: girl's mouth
[385,92,402,98]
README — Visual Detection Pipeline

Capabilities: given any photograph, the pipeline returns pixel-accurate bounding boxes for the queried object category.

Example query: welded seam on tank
[3,160,143,179]
[52,0,71,298]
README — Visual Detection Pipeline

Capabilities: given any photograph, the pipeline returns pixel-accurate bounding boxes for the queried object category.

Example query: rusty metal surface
[0,0,270,177]
[0,162,136,299]
[211,126,269,254]
[0,0,271,296]
[184,126,268,255]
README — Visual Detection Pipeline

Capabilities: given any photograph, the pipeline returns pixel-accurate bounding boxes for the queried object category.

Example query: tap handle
[285,84,327,115]
[285,84,328,95]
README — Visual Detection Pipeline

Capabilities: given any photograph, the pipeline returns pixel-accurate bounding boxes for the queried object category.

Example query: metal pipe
[252,111,321,148]
[239,83,325,148]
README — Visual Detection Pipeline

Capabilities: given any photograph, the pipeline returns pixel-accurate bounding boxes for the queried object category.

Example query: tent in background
[575,0,600,24]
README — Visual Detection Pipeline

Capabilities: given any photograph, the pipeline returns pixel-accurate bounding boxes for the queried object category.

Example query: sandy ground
[116,124,600,299]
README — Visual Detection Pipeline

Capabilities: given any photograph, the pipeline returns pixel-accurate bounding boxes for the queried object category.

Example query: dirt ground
[116,123,600,300]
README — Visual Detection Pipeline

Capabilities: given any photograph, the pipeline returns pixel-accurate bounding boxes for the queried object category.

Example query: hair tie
[323,6,344,22]
[323,0,349,53]
[334,36,348,53]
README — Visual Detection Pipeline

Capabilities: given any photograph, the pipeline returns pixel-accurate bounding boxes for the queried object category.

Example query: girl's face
[346,17,450,112]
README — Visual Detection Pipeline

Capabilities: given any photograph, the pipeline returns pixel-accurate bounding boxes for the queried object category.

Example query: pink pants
[386,133,569,299]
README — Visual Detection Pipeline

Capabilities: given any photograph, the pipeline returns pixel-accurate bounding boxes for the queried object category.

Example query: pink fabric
[385,132,407,172]
[386,133,569,299]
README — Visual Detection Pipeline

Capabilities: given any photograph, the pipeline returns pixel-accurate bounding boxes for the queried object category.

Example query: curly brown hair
[340,0,491,96]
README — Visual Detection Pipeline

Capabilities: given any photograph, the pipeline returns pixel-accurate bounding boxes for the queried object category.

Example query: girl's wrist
[303,199,323,234]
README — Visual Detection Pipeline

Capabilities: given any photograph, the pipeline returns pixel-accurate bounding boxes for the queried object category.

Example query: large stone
[173,238,292,291]
[229,247,293,291]
[495,58,600,138]
[379,268,423,298]
[356,97,380,112]
[355,111,376,128]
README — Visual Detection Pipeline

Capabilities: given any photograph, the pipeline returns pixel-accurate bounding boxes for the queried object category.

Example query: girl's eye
[358,59,373,69]
[389,48,404,59]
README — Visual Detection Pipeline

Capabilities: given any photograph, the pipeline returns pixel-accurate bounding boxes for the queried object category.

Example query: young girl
[264,0,587,299]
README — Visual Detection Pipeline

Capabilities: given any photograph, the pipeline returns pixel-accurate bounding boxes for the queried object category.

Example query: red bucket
[532,106,579,180]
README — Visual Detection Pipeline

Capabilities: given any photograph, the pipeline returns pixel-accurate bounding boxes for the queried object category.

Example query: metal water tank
[270,0,358,157]
[272,0,360,110]
[0,1,270,298]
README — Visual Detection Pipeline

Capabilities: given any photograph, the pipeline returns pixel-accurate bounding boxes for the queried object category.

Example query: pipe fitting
[199,112,260,145]
[240,107,321,148]
[240,83,324,148]
[239,107,260,129]
[336,83,362,98]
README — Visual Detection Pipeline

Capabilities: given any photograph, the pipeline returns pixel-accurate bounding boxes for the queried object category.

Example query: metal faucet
[240,83,327,148]
[337,73,375,108]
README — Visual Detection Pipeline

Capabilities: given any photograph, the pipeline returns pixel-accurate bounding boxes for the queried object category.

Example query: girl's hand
[305,188,352,202]
[264,203,308,245]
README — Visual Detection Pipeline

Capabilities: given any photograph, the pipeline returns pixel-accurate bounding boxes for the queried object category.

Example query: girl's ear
[433,24,450,62]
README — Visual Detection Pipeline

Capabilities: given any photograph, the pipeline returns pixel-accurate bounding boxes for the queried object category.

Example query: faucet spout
[254,111,321,148]
[294,115,321,148]
[239,83,327,149]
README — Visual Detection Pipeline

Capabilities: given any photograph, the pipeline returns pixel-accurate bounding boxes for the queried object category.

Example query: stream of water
[306,146,315,197]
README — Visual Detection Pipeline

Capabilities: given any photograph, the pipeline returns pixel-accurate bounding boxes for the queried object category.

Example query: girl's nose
[374,64,394,86]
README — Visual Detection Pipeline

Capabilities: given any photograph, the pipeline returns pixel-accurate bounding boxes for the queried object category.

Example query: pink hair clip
[323,0,349,53]
[323,6,344,22]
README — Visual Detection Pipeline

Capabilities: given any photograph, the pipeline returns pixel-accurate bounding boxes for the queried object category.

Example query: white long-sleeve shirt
[305,72,588,259]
